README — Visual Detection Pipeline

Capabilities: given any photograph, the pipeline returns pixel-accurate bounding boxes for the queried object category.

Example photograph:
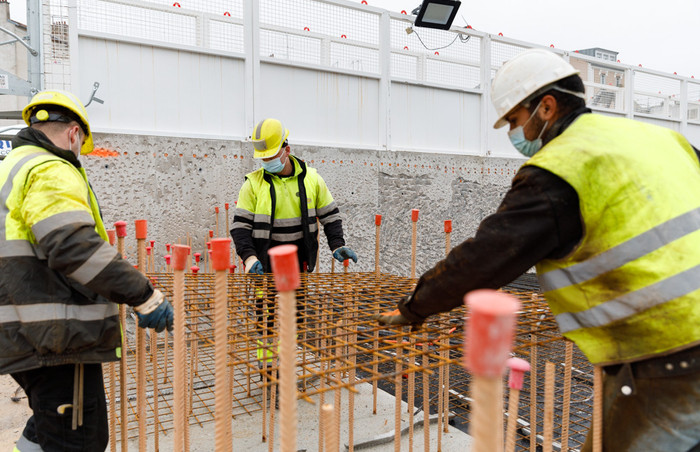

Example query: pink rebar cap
[506,357,531,390]
[464,289,520,377]
[114,221,127,238]
[190,265,200,274]
[171,245,190,271]
[268,244,300,292]
[194,252,201,263]
[106,230,116,246]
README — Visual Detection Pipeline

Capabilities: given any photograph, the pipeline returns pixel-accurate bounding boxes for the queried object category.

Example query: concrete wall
[84,133,522,277]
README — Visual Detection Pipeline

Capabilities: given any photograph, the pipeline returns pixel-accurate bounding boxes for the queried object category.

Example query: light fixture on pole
[412,0,462,30]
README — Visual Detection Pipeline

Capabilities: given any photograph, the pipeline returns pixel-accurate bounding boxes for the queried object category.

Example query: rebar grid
[109,273,593,450]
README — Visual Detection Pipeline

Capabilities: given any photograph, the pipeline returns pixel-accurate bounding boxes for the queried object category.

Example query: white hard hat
[491,48,579,129]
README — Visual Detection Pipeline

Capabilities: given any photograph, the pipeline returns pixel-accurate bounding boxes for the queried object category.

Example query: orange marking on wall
[91,147,120,157]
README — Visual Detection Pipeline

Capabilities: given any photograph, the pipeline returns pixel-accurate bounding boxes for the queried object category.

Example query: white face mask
[507,100,548,157]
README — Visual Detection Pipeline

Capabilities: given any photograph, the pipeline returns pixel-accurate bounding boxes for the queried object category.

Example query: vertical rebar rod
[442,334,450,434]
[215,207,220,238]
[408,336,415,449]
[151,330,159,452]
[172,245,189,452]
[348,279,356,452]
[375,214,381,275]
[423,332,429,452]
[114,222,129,452]
[505,386,521,452]
[394,333,403,452]
[269,244,301,452]
[322,404,338,452]
[212,239,232,451]
[530,329,538,452]
[543,362,555,452]
[106,230,117,452]
[410,209,419,279]
[560,341,573,452]
[135,220,147,452]
[593,366,603,452]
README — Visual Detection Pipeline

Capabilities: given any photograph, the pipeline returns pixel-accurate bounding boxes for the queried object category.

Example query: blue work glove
[333,246,358,263]
[248,260,264,275]
[135,290,174,333]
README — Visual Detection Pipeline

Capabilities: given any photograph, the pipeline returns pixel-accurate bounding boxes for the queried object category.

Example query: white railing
[39,0,700,154]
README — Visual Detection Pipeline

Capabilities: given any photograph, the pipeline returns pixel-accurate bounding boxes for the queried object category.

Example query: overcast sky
[8,0,699,78]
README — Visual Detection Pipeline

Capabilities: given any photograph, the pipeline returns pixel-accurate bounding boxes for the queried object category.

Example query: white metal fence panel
[29,0,696,153]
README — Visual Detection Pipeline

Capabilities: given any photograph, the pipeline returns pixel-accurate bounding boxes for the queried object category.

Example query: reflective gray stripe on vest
[555,262,700,333]
[0,152,48,245]
[317,202,337,217]
[234,208,254,220]
[15,433,42,452]
[271,231,304,242]
[252,229,270,239]
[540,206,700,292]
[68,240,118,285]
[32,210,95,242]
[319,212,341,225]
[0,240,35,257]
[0,302,118,324]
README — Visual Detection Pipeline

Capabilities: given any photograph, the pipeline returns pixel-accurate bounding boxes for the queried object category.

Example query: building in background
[0,0,28,123]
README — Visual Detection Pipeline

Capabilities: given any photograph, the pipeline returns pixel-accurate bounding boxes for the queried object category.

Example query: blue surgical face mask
[261,153,286,173]
[507,101,548,158]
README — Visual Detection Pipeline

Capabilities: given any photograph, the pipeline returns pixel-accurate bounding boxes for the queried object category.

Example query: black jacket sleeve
[398,166,583,322]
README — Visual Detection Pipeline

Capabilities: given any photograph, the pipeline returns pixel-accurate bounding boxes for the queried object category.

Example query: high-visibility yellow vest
[526,114,700,365]
[0,144,119,373]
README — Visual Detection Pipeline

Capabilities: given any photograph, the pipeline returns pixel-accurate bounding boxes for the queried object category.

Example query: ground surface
[0,374,472,451]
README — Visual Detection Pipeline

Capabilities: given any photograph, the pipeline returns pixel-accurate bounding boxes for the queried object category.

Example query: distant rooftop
[576,47,619,62]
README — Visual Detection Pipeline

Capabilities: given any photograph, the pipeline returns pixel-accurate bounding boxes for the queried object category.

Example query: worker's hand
[372,309,413,326]
[248,260,264,275]
[134,289,174,333]
[333,246,358,263]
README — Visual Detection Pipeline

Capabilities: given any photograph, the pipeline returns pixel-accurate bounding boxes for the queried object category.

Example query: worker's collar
[542,106,592,146]
[12,127,82,168]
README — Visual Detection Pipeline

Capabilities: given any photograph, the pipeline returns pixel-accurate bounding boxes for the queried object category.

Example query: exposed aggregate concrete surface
[85,133,524,277]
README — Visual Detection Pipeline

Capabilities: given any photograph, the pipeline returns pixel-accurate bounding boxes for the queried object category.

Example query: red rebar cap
[114,221,127,238]
[166,243,171,252]
[194,252,201,263]
[191,265,200,274]
[106,229,116,246]
[268,244,300,292]
[134,220,147,239]
[146,246,152,255]
[506,357,531,390]
[411,209,419,222]
[464,289,520,377]
[215,207,219,214]
[211,238,231,271]
[444,220,452,233]
[343,259,349,267]
[150,240,155,248]
[229,264,236,273]
[164,254,172,265]
[171,245,190,271]
[206,242,211,250]
[225,203,229,210]
[208,230,214,238]
[375,214,382,226]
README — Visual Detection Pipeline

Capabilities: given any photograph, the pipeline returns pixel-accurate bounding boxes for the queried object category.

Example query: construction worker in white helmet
[231,118,357,369]
[374,48,700,450]
[0,90,174,452]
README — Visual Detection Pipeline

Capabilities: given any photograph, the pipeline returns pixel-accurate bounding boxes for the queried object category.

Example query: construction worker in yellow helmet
[232,118,357,374]
[374,49,700,451]
[1,89,174,452]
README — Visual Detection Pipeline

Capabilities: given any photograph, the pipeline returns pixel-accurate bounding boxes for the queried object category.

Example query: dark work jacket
[399,108,700,322]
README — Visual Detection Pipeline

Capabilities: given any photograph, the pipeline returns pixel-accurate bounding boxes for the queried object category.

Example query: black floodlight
[413,1,461,30]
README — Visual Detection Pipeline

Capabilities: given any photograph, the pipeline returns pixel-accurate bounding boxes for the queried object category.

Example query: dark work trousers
[11,363,109,452]
[581,366,700,451]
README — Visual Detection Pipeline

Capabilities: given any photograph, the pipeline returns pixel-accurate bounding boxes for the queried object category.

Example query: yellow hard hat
[22,89,94,155]
[251,118,289,159]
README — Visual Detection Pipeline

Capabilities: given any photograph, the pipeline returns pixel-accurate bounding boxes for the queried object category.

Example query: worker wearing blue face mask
[231,118,357,275]
[232,119,357,370]
[374,49,700,451]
